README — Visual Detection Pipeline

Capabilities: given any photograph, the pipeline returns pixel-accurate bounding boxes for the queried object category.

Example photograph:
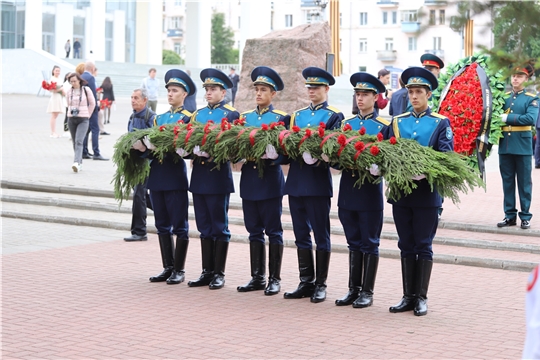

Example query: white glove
[142,136,156,150]
[132,140,146,152]
[369,164,380,176]
[412,174,426,181]
[321,153,330,163]
[501,114,508,123]
[261,144,279,160]
[302,152,318,165]
[176,148,190,157]
[193,145,209,158]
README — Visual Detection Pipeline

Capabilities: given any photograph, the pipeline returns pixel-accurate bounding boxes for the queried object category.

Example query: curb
[2,210,536,272]
[3,180,540,238]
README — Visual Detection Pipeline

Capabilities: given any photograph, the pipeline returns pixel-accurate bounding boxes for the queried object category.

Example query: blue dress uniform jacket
[284,101,344,197]
[387,108,454,208]
[189,100,238,195]
[240,105,291,201]
[146,107,192,192]
[500,90,539,155]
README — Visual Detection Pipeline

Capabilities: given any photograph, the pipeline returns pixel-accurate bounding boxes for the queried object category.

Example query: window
[238,16,241,29]
[401,10,417,22]
[339,38,342,52]
[359,66,367,72]
[42,13,55,54]
[439,10,445,25]
[285,14,293,27]
[174,42,181,54]
[385,37,393,51]
[382,11,387,25]
[105,21,113,61]
[433,36,442,50]
[359,12,367,25]
[408,37,417,51]
[359,38,367,53]
[429,10,436,25]
[174,0,182,6]
[392,11,397,24]
[340,12,342,26]
[170,16,182,29]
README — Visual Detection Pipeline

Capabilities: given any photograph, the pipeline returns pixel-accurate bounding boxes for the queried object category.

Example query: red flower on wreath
[233,118,246,126]
[305,128,312,137]
[343,124,352,131]
[261,124,269,131]
[389,136,397,145]
[318,127,325,138]
[355,141,365,152]
[337,134,347,146]
[377,133,383,142]
[292,125,301,133]
[370,145,380,156]
[186,123,193,130]
[177,120,184,124]
[359,127,366,135]
[319,122,326,129]
[159,125,166,132]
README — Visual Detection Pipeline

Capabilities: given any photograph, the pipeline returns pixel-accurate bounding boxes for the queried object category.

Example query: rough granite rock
[234,22,331,116]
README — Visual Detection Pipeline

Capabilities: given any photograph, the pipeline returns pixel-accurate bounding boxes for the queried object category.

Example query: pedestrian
[187,68,239,290]
[387,67,453,317]
[534,85,540,169]
[141,68,159,112]
[236,66,290,296]
[352,69,392,114]
[99,76,115,125]
[283,67,344,303]
[388,77,408,117]
[64,40,71,58]
[228,67,240,106]
[123,88,156,243]
[46,65,64,138]
[421,53,445,78]
[81,61,108,161]
[496,65,538,230]
[133,70,195,285]
[335,72,389,308]
[183,69,197,112]
[73,39,81,59]
[65,72,96,173]
[93,67,109,136]
[523,264,540,359]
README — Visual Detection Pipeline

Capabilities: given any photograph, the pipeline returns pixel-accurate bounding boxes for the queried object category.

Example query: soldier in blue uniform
[420,53,444,78]
[387,67,453,316]
[497,65,539,230]
[334,72,390,308]
[236,66,291,296]
[132,69,195,285]
[283,67,344,303]
[186,68,239,290]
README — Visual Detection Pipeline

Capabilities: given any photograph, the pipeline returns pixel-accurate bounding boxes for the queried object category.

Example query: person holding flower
[46,65,64,138]
[187,68,239,290]
[497,65,539,230]
[387,67,453,317]
[335,72,390,309]
[236,66,291,296]
[283,67,344,303]
[132,69,195,285]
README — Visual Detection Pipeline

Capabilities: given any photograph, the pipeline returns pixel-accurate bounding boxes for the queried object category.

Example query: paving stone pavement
[2,94,539,359]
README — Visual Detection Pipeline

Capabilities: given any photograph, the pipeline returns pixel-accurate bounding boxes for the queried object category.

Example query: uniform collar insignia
[208,102,221,110]
[257,105,272,115]
[311,101,327,111]
[358,112,374,120]
[171,106,184,114]
[515,89,524,95]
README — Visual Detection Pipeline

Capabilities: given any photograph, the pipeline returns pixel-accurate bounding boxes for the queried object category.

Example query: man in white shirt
[141,68,159,111]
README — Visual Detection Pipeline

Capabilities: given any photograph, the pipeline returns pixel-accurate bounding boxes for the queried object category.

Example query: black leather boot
[209,241,229,290]
[284,248,315,299]
[238,241,266,292]
[414,259,433,316]
[149,233,174,282]
[188,238,215,287]
[167,238,189,284]
[335,251,363,306]
[265,243,284,296]
[311,250,331,303]
[353,254,379,308]
[389,257,417,313]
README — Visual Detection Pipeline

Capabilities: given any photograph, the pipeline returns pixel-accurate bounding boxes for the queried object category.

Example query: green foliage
[162,50,184,65]
[211,12,236,64]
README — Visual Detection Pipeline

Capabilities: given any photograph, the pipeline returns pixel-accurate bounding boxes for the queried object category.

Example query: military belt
[501,125,532,132]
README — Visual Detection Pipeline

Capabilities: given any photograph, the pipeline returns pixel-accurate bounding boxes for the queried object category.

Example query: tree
[211,12,236,64]
[162,49,184,65]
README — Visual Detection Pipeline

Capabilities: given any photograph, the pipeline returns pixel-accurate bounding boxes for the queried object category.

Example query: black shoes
[82,154,92,159]
[521,220,531,229]
[497,218,517,227]
[93,155,109,161]
[124,234,147,241]
[100,131,110,135]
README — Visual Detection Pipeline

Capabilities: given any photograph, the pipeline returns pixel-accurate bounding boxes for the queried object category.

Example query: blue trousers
[83,109,101,157]
[392,205,438,260]
[534,127,540,167]
[193,193,231,242]
[289,195,331,252]
[242,197,283,245]
[499,154,533,221]
[338,207,382,255]
[150,189,189,238]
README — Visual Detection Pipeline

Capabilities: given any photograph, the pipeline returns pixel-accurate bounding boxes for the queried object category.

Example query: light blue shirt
[141,76,159,101]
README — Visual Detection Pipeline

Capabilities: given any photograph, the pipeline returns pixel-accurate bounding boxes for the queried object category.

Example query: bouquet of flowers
[42,80,58,91]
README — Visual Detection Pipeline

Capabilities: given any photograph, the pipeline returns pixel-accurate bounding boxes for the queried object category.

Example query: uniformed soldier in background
[236,66,290,296]
[387,67,453,316]
[283,67,344,303]
[496,65,539,230]
[132,69,195,285]
[335,72,389,309]
[420,53,444,78]
[187,68,239,290]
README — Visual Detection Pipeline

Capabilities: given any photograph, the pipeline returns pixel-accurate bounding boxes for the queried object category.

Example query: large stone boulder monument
[234,22,331,115]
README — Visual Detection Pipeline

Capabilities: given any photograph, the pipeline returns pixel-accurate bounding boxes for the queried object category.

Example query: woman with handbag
[66,73,96,173]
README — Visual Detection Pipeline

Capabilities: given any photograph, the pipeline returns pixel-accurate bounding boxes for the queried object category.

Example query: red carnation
[305,128,312,137]
[318,127,325,138]
[370,146,380,156]
[277,121,285,126]
[319,122,326,129]
[177,120,184,124]
[389,136,397,145]
[337,134,347,146]
[159,125,166,132]
[355,141,365,151]
[359,127,366,135]
[343,124,352,131]
[173,125,180,135]
[261,123,269,131]
[377,132,383,142]
[292,125,301,133]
